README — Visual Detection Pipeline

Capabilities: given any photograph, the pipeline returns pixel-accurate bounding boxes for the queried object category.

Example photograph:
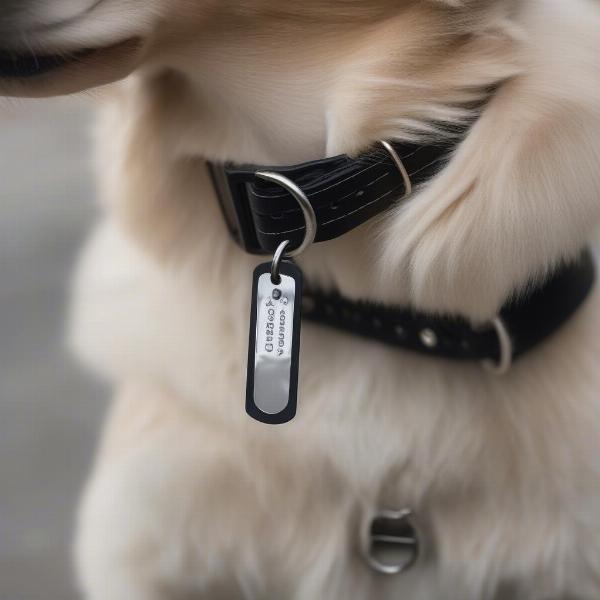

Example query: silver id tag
[246,261,303,424]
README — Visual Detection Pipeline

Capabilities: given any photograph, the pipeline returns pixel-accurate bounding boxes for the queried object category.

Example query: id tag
[246,261,303,424]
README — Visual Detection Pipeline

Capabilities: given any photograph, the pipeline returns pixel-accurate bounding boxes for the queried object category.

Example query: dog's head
[12,0,581,324]
[0,0,164,96]
[0,0,497,98]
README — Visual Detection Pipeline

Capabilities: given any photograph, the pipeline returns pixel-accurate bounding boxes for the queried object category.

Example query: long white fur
[10,0,600,598]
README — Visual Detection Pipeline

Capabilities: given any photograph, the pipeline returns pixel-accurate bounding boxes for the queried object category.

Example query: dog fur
[3,0,600,598]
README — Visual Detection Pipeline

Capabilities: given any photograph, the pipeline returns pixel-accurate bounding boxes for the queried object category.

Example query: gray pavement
[0,98,108,600]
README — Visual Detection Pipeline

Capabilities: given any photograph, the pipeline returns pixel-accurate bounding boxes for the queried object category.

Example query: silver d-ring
[361,508,420,576]
[255,171,317,258]
[270,240,290,284]
[482,317,513,375]
[379,141,412,198]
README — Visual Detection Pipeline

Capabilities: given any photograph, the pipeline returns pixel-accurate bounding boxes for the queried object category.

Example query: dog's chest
[72,218,600,597]
[72,217,598,487]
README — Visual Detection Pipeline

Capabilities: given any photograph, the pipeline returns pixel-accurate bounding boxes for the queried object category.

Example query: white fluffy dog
[2,1,600,598]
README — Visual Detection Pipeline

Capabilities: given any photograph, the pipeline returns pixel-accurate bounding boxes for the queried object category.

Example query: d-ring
[255,171,317,258]
[361,508,420,576]
[482,317,513,375]
[380,141,412,198]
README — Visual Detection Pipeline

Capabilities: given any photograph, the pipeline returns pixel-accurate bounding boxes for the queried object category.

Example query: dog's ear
[376,1,600,322]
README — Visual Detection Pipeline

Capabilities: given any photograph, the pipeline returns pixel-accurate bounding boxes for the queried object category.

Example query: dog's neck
[138,5,517,164]
[101,2,600,322]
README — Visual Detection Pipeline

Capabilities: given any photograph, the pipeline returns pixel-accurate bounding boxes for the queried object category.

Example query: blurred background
[0,98,108,600]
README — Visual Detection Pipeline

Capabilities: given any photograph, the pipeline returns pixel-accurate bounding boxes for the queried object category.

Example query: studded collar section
[302,249,595,369]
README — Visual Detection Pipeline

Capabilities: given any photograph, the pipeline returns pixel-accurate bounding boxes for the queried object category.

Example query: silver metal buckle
[482,316,513,375]
[379,140,413,198]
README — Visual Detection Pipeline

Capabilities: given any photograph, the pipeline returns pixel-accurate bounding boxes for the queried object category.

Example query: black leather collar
[303,250,595,370]
[207,137,457,255]
[207,135,596,370]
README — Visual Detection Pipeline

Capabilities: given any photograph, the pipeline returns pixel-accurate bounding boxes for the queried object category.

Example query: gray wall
[0,98,108,600]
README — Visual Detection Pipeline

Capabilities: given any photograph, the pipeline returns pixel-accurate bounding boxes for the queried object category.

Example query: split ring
[270,240,290,285]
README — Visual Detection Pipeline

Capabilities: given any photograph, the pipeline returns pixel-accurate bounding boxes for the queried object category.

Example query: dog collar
[302,250,595,372]
[207,136,458,255]
[207,137,596,373]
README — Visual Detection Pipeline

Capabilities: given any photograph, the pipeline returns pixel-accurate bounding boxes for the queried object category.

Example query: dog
[2,0,600,598]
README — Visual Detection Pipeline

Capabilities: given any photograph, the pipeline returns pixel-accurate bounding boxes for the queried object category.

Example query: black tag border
[245,261,303,425]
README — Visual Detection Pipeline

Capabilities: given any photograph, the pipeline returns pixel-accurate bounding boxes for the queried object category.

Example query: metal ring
[255,171,317,258]
[379,140,413,198]
[270,240,290,284]
[482,317,513,375]
[360,508,420,576]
